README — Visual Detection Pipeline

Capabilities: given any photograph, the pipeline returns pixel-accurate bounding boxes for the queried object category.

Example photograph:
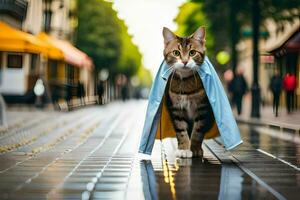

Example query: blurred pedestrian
[224,69,234,105]
[97,81,104,104]
[269,70,282,117]
[121,85,129,101]
[283,72,297,113]
[231,67,248,115]
[77,81,85,105]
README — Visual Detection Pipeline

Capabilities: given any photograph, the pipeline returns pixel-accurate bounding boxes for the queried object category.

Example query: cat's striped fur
[163,27,215,158]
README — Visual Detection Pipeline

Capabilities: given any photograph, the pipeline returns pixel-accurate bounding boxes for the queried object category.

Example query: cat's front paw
[175,149,193,158]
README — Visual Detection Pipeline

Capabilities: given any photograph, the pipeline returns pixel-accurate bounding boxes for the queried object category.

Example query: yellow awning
[0,21,63,60]
[38,32,93,70]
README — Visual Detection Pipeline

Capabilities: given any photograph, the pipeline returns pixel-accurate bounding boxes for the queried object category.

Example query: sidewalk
[234,94,300,133]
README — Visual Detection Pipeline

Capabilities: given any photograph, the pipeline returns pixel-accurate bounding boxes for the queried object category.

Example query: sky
[113,0,186,76]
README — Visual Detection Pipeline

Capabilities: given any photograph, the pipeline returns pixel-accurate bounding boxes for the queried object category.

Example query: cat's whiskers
[164,65,175,74]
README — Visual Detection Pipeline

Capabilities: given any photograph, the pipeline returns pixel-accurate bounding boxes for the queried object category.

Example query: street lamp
[99,69,109,81]
[251,0,260,118]
[34,79,45,108]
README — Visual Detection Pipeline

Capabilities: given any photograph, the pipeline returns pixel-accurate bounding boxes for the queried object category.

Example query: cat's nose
[183,61,188,66]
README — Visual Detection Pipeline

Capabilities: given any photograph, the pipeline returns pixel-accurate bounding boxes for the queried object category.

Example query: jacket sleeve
[200,57,243,150]
[138,61,169,155]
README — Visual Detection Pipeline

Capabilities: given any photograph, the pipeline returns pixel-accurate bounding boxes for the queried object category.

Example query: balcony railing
[0,0,28,21]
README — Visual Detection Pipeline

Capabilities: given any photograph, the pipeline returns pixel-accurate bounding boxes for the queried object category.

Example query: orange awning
[268,27,300,57]
[37,32,93,71]
[0,21,63,60]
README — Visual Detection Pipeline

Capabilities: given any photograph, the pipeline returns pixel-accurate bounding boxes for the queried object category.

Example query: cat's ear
[163,27,176,44]
[191,27,205,42]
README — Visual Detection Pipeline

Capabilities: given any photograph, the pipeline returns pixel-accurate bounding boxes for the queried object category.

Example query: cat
[163,27,215,158]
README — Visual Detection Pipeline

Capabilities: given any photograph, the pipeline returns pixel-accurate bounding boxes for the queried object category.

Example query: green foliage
[178,0,299,71]
[137,67,152,87]
[76,0,122,71]
[76,0,144,79]
[191,0,299,48]
[175,2,214,57]
[117,20,142,77]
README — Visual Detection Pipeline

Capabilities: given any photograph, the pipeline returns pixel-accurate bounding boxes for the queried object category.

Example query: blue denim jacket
[139,56,243,155]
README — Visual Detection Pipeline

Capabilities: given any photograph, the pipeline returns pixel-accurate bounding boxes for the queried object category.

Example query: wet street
[0,100,299,199]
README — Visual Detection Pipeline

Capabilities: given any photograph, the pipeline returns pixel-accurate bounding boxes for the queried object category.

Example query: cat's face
[163,27,206,73]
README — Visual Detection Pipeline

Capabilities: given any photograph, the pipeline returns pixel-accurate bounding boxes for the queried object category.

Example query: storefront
[0,22,94,107]
[268,28,300,108]
[0,22,63,103]
[37,32,94,107]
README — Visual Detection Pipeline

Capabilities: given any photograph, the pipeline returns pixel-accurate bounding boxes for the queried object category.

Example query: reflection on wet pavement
[239,124,300,168]
[140,160,158,200]
[140,139,274,200]
[1,102,299,199]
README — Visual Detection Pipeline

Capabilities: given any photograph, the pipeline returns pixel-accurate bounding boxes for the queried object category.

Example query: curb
[236,117,300,135]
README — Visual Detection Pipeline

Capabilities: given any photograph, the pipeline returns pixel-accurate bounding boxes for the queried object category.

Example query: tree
[117,20,142,77]
[188,0,251,72]
[176,0,246,71]
[76,0,151,100]
[137,67,152,88]
[186,0,299,117]
[76,0,122,72]
[175,2,214,58]
[76,0,145,79]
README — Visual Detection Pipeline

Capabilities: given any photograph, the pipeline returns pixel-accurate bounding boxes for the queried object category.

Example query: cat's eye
[173,50,180,57]
[189,50,196,56]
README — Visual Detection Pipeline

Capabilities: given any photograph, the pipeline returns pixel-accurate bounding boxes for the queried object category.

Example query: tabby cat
[163,27,215,158]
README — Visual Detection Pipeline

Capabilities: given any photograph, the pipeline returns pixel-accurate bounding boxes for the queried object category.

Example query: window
[66,65,74,83]
[7,54,23,69]
[48,60,58,80]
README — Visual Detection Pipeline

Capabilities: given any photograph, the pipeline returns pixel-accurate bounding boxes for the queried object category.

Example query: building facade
[0,0,95,107]
[237,20,300,109]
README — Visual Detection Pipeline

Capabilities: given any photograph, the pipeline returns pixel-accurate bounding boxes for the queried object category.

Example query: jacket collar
[161,61,173,80]
[161,56,212,80]
[198,56,212,77]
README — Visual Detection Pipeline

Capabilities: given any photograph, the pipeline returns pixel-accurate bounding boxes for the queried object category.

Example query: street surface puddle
[139,139,274,199]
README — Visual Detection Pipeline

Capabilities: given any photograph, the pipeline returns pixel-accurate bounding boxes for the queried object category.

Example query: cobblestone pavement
[0,100,299,199]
